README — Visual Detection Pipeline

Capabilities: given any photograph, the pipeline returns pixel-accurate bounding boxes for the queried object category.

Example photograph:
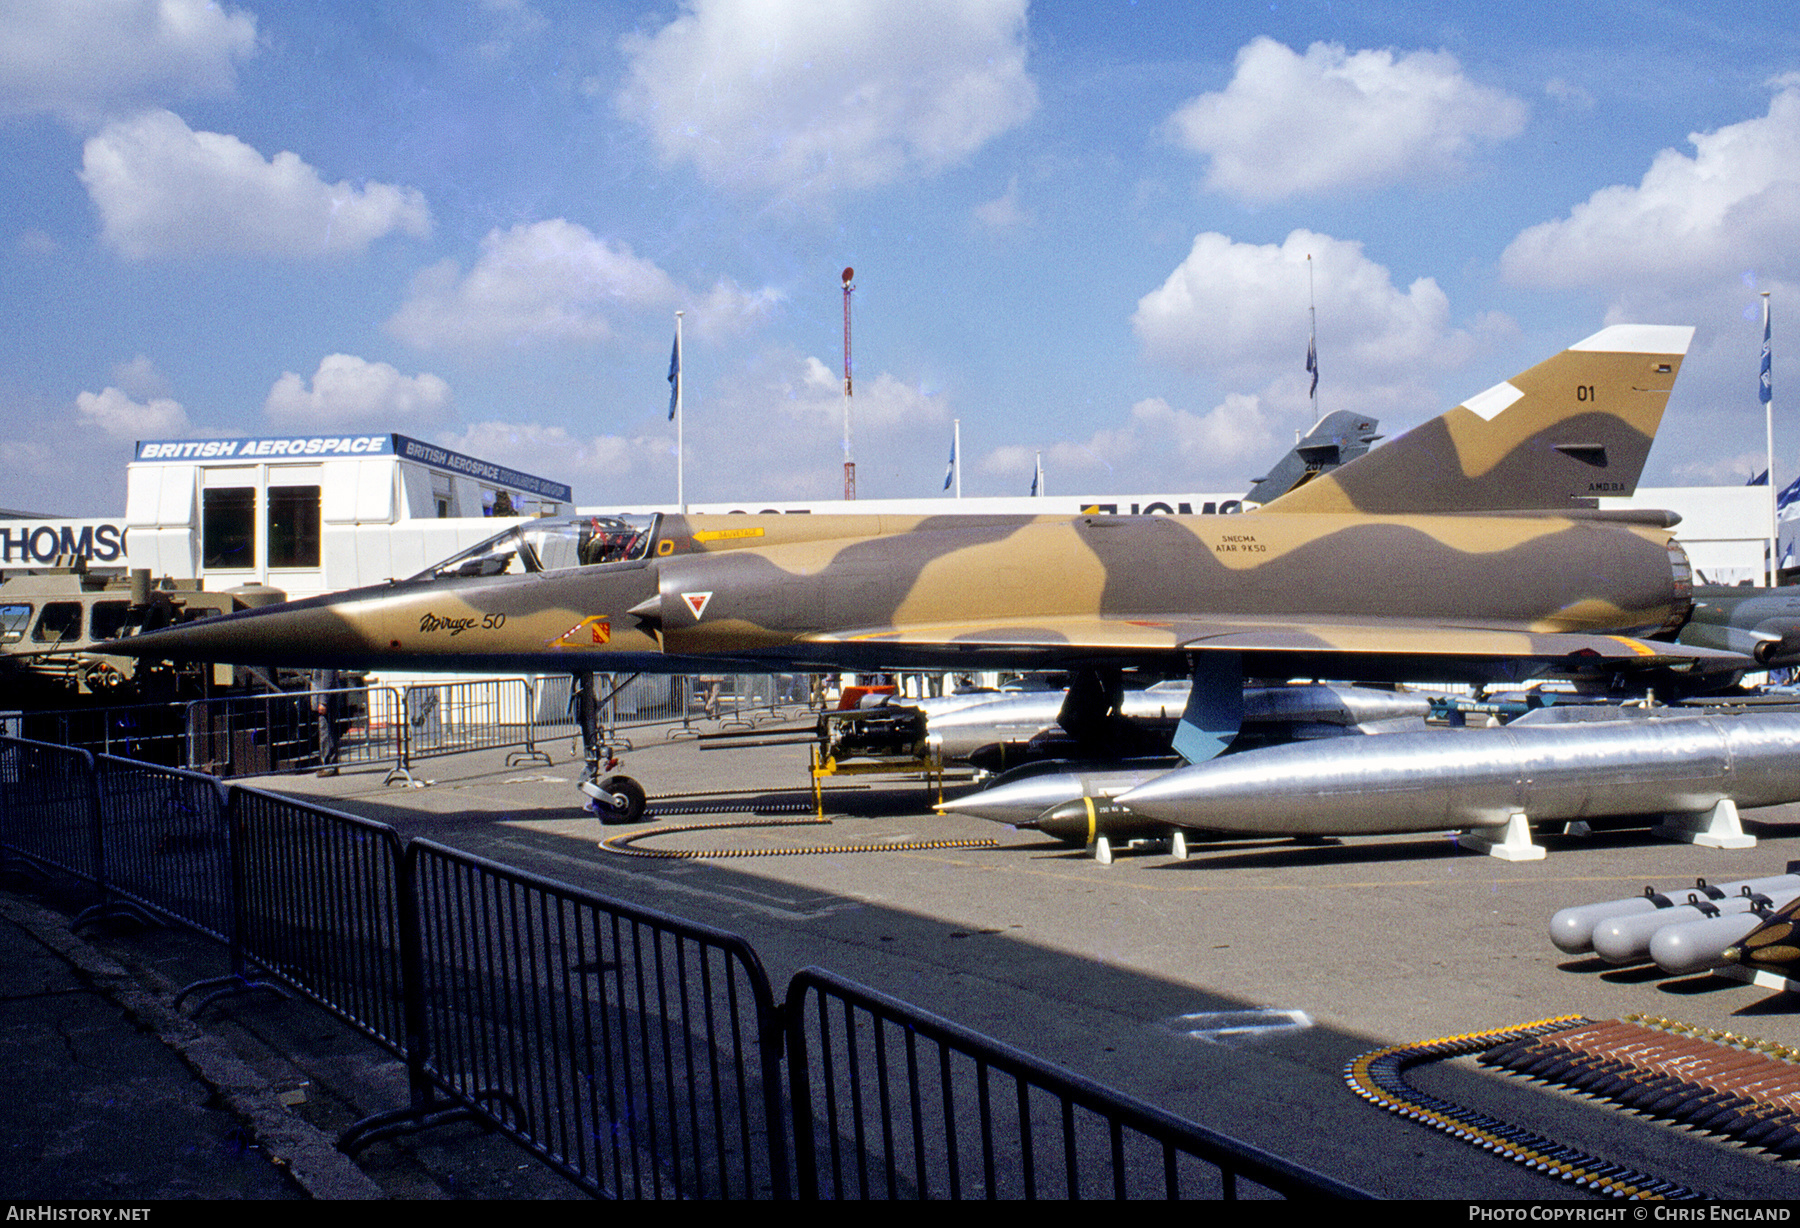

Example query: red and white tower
[842,266,856,501]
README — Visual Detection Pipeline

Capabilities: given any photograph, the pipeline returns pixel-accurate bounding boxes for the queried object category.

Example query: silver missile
[1241,683,1434,728]
[918,682,1189,761]
[919,681,1433,762]
[1114,713,1800,838]
[936,762,1173,824]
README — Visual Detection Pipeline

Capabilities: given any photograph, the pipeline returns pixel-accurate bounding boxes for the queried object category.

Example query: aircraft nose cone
[113,598,374,669]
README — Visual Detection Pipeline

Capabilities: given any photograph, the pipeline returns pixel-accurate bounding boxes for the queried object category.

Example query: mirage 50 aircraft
[110,324,1739,815]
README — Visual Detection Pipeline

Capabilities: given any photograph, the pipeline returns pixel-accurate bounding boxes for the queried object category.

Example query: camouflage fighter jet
[109,324,1739,814]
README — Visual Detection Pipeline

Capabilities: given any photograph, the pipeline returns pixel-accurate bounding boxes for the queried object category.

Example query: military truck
[0,559,284,708]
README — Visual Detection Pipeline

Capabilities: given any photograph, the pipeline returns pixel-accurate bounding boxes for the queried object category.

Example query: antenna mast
[842,266,856,501]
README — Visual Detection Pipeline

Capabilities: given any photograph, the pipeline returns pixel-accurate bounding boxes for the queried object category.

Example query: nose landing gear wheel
[580,774,648,823]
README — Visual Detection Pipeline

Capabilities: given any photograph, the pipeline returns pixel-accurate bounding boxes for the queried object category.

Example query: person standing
[312,668,342,776]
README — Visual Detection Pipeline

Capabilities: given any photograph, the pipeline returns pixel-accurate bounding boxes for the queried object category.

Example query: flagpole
[1766,292,1776,585]
[1307,253,1319,423]
[675,311,685,514]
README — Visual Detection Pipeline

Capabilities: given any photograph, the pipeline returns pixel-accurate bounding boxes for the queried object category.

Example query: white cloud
[16,228,59,256]
[1500,82,1800,315]
[388,218,782,349]
[973,177,1030,233]
[475,0,548,61]
[438,421,670,498]
[981,393,1281,493]
[1495,86,1800,488]
[81,110,432,259]
[110,354,171,400]
[1544,77,1594,111]
[616,0,1036,201]
[1669,449,1768,487]
[0,0,256,126]
[264,355,453,429]
[1132,229,1480,407]
[75,385,190,439]
[662,349,952,501]
[425,350,951,506]
[692,277,786,341]
[1165,37,1526,203]
[773,354,947,432]
[1006,229,1515,495]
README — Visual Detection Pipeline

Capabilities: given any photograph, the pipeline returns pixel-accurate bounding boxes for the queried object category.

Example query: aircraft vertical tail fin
[1256,324,1695,515]
[1244,410,1382,505]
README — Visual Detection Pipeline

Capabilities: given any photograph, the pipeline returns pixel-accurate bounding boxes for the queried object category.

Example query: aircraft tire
[597,775,648,823]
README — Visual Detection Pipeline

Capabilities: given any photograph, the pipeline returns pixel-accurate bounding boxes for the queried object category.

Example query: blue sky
[2,0,1797,514]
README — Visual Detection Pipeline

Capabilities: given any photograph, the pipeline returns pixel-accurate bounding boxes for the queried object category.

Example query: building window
[268,485,321,569]
[203,487,256,570]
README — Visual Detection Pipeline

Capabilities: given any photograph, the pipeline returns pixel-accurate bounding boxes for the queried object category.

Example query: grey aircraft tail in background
[1243,410,1381,506]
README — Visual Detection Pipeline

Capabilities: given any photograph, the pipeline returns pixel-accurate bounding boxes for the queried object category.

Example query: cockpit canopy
[410,515,658,582]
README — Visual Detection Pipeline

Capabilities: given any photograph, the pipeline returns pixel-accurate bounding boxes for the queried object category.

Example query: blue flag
[1751,469,1769,486]
[667,334,680,420]
[1762,304,1773,406]
[1306,335,1318,396]
[1778,473,1800,520]
[943,434,956,490]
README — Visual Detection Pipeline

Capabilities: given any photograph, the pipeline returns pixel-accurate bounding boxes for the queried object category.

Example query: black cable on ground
[600,816,998,860]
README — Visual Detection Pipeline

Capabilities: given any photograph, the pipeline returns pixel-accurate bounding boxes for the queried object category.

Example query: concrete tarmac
[11,727,1800,1199]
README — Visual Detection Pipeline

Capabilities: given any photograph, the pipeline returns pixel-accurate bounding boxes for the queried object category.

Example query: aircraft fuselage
[116,510,1692,685]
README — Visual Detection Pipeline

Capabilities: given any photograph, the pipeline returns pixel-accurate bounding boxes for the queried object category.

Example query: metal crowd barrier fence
[530,673,820,745]
[607,674,691,731]
[784,968,1369,1200]
[3,687,406,782]
[4,702,191,769]
[394,840,790,1199]
[7,674,835,783]
[94,755,234,944]
[181,691,310,775]
[0,737,104,904]
[398,678,534,766]
[531,673,693,752]
[186,685,403,779]
[701,673,796,730]
[0,740,1359,1200]
[230,787,409,1056]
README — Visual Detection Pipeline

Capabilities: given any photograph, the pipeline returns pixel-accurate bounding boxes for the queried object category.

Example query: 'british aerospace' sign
[392,434,572,503]
[135,435,393,461]
[133,434,571,504]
